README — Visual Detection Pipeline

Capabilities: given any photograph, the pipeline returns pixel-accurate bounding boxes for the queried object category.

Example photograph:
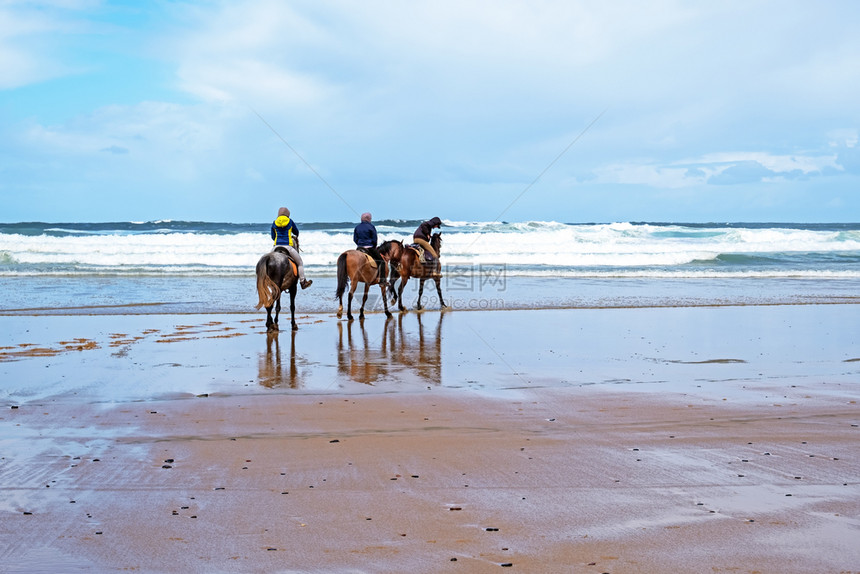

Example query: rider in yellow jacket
[271,207,312,289]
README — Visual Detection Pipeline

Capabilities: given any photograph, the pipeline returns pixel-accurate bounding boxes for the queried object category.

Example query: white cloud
[592,150,842,189]
[177,58,333,107]
[828,129,858,149]
[0,6,64,88]
[593,163,699,189]
[0,1,102,89]
[4,0,860,221]
[165,1,704,117]
[165,1,337,104]
[694,152,840,176]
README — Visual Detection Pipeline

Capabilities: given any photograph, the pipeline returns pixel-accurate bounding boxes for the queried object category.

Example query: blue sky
[1,1,859,223]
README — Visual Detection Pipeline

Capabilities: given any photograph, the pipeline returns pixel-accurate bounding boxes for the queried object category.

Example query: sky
[1,0,859,224]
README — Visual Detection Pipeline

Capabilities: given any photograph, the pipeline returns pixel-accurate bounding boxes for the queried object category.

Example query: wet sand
[1,305,859,573]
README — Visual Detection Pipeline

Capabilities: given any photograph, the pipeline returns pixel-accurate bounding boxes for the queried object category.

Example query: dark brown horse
[335,249,392,320]
[255,247,299,332]
[379,233,446,312]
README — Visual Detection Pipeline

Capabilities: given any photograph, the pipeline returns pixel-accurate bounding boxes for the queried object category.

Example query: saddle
[273,246,299,276]
[408,244,435,263]
[356,248,378,269]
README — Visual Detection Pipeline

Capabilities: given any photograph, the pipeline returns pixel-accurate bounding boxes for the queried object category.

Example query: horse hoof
[292,323,299,331]
[347,314,354,321]
[385,311,392,318]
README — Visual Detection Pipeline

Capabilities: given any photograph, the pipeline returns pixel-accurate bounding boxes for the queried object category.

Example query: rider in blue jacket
[353,212,385,284]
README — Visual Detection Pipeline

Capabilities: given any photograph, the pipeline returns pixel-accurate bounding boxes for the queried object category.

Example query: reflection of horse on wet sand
[337,316,392,384]
[258,330,302,389]
[392,312,443,383]
[336,313,443,385]
[335,248,392,321]
[255,247,299,332]
[379,233,446,313]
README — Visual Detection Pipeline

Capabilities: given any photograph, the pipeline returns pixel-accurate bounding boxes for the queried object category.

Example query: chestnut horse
[379,233,446,312]
[255,247,299,332]
[335,249,392,320]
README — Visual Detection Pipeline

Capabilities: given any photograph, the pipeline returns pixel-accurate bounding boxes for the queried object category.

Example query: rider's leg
[413,239,440,278]
[413,238,437,259]
[368,247,386,283]
[285,245,312,288]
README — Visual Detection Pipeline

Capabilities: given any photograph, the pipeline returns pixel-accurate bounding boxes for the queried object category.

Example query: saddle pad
[360,251,378,268]
[274,247,299,276]
[408,244,432,262]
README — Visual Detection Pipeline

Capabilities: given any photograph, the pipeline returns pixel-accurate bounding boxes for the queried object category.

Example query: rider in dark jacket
[413,216,442,259]
[354,212,385,283]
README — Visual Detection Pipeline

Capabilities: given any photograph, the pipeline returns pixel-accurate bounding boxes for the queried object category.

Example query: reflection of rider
[271,207,312,289]
[413,216,442,259]
[353,212,385,283]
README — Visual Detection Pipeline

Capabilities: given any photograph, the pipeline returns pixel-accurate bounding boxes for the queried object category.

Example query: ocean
[1,220,859,315]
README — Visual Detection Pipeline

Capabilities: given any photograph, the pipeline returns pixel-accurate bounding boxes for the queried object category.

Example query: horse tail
[335,252,349,299]
[255,256,280,310]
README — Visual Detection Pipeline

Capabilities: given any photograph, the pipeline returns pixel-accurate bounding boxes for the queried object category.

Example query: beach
[4,0,860,566]
[1,304,859,573]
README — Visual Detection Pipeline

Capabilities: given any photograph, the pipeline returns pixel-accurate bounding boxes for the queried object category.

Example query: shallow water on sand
[1,275,858,315]
[2,305,858,404]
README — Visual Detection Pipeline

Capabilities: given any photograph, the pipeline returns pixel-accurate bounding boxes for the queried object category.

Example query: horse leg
[289,286,298,331]
[347,280,357,321]
[387,263,398,303]
[379,279,392,318]
[389,274,399,305]
[336,253,347,319]
[417,278,426,310]
[397,276,409,312]
[434,276,447,309]
[273,295,282,331]
[266,305,275,332]
[359,282,370,319]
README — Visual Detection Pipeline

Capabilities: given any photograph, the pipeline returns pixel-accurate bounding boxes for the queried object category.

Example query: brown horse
[255,247,299,332]
[335,249,392,320]
[379,233,446,312]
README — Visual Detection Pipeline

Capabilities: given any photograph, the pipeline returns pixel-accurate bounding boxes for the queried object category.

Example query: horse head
[430,232,442,256]
[379,239,403,262]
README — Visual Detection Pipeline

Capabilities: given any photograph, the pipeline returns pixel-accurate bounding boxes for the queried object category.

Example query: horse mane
[431,232,442,254]
[379,239,402,256]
